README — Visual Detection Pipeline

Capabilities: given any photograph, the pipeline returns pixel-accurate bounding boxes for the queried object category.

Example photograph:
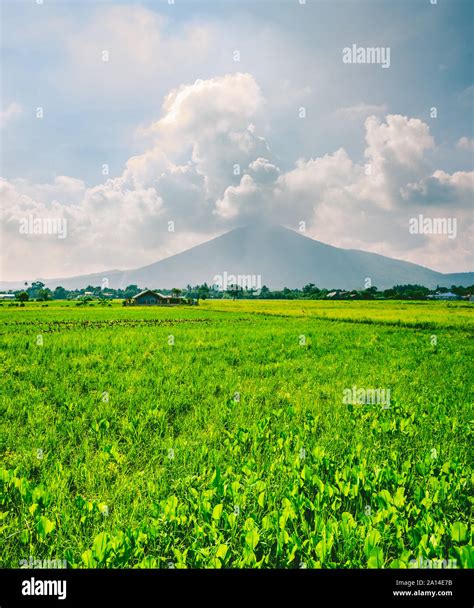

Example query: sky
[0,0,473,282]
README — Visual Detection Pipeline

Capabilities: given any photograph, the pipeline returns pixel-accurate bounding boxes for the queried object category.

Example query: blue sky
[1,0,473,280]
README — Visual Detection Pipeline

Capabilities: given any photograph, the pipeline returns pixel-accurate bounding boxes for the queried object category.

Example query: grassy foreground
[0,300,472,568]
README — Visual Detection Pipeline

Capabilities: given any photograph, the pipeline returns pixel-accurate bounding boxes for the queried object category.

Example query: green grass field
[1,300,472,568]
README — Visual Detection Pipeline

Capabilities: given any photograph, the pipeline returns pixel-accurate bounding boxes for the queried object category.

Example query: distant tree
[282,287,297,300]
[17,291,29,302]
[383,284,428,300]
[28,281,45,299]
[53,286,68,300]
[171,288,182,297]
[450,285,471,296]
[37,288,52,301]
[302,283,319,297]
[198,283,210,300]
[124,285,140,298]
[227,284,243,300]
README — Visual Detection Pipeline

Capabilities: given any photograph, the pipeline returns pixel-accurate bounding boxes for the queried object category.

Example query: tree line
[7,281,473,302]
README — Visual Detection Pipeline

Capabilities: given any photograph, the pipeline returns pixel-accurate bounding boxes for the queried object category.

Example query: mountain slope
[2,225,472,290]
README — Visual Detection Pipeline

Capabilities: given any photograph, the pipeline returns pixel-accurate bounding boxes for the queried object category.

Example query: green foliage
[11,282,474,302]
[0,300,472,568]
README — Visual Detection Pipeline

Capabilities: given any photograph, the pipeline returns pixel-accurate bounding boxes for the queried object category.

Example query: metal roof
[133,290,167,299]
[132,290,186,299]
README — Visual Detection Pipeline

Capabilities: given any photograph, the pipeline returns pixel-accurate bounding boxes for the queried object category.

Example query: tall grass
[1,301,472,568]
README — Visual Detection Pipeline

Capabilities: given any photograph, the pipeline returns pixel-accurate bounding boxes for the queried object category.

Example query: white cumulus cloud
[1,76,473,280]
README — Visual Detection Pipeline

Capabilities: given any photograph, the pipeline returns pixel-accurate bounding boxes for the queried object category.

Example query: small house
[128,290,193,306]
[428,292,461,301]
[131,290,168,305]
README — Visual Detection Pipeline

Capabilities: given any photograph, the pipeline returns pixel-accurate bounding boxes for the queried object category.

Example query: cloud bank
[1,73,472,280]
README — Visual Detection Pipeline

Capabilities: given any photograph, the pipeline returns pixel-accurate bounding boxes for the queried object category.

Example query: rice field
[0,300,472,568]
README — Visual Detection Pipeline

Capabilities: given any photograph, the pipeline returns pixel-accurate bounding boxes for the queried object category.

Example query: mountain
[1,225,473,291]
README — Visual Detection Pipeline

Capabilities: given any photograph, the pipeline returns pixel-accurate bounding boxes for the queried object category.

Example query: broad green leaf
[379,489,392,506]
[457,545,473,568]
[393,487,406,508]
[368,547,384,568]
[81,550,96,568]
[364,529,381,556]
[212,504,223,521]
[451,522,467,543]
[245,528,260,550]
[92,531,109,562]
[390,559,406,569]
[216,544,228,560]
[36,516,55,538]
[315,540,326,562]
